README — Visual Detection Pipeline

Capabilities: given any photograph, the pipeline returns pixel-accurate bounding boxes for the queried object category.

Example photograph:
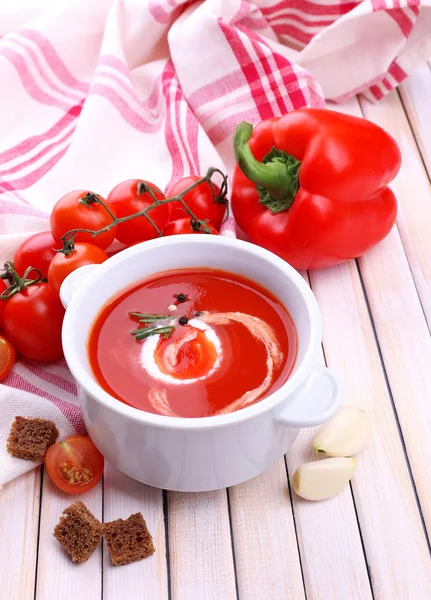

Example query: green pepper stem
[234,121,301,213]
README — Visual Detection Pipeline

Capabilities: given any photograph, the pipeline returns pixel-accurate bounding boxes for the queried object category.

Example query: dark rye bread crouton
[7,416,59,462]
[103,513,155,566]
[54,501,103,563]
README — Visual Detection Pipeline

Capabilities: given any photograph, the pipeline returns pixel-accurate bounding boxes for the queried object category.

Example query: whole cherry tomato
[163,218,219,236]
[2,283,65,361]
[45,435,104,494]
[107,179,169,245]
[14,231,57,279]
[50,190,117,251]
[48,243,108,294]
[167,176,226,230]
[0,335,16,382]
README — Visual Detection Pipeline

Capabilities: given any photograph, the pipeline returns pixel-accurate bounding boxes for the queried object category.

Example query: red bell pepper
[232,108,401,270]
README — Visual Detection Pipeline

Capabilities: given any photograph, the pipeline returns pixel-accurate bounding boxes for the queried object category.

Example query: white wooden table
[2,72,431,599]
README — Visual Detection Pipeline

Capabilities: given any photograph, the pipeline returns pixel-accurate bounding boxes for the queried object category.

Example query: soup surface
[88,269,297,418]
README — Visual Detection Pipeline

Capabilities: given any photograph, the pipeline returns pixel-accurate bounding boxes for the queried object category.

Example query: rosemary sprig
[131,325,175,340]
[129,311,175,341]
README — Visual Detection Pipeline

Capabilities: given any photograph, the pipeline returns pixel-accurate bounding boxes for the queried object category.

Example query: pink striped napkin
[1,0,430,486]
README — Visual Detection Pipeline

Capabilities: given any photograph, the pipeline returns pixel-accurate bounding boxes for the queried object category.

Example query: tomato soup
[88,269,297,418]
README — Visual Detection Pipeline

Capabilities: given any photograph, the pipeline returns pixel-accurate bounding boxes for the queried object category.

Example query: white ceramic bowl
[61,236,342,492]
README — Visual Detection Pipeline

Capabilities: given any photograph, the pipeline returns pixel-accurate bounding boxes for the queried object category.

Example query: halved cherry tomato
[163,218,219,236]
[167,176,226,230]
[48,243,108,294]
[50,190,117,251]
[107,179,169,245]
[14,231,57,279]
[45,435,104,494]
[2,283,65,361]
[0,335,16,382]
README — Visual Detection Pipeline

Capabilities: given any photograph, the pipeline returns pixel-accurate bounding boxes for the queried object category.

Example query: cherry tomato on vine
[50,190,117,251]
[0,336,16,382]
[45,435,104,494]
[2,283,65,361]
[14,231,57,279]
[167,176,226,230]
[48,243,108,294]
[107,179,169,245]
[163,218,219,236]
[0,279,7,326]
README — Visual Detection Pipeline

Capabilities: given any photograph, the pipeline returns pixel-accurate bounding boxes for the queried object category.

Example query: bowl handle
[275,364,342,428]
[60,264,101,309]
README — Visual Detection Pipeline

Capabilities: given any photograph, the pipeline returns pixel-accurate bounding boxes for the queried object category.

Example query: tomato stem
[59,168,228,252]
[0,261,44,300]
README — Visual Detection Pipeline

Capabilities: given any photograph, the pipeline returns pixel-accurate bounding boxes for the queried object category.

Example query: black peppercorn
[176,293,187,303]
[179,316,188,325]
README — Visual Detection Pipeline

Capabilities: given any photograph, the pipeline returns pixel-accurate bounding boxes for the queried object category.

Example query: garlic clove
[292,457,357,501]
[312,405,371,457]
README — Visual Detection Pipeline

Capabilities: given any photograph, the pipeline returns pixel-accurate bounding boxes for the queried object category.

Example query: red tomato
[50,190,117,251]
[45,435,104,494]
[48,243,108,294]
[163,218,219,236]
[0,279,7,326]
[0,335,16,382]
[14,231,57,279]
[2,283,65,361]
[107,179,169,245]
[167,176,226,230]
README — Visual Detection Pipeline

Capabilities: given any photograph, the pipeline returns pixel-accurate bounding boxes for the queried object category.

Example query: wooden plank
[342,94,431,542]
[103,462,168,600]
[286,336,372,600]
[229,460,306,600]
[358,91,431,326]
[168,490,237,600]
[398,64,431,177]
[0,468,41,600]
[35,468,103,600]
[310,259,431,598]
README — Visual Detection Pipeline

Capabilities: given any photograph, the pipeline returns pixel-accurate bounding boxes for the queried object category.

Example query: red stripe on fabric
[371,0,386,9]
[6,37,85,102]
[271,23,314,44]
[411,4,420,15]
[248,35,288,114]
[21,360,77,395]
[218,19,273,119]
[0,146,68,190]
[162,62,184,190]
[6,371,84,433]
[388,8,414,36]
[0,126,74,177]
[0,47,74,109]
[240,15,271,30]
[0,104,81,165]
[89,83,163,132]
[186,106,200,175]
[174,86,194,175]
[369,84,384,100]
[0,198,49,218]
[265,12,337,27]
[98,55,131,78]
[18,29,88,92]
[382,78,392,91]
[237,25,308,111]
[388,61,407,83]
[188,68,246,107]
[206,108,263,146]
[261,0,359,17]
